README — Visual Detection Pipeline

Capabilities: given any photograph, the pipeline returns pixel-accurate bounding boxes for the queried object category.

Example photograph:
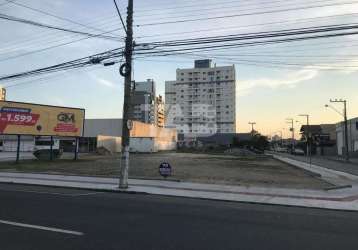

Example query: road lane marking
[0,188,102,197]
[0,219,84,236]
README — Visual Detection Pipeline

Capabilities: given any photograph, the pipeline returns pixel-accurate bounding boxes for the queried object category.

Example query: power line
[0,27,124,63]
[134,0,292,13]
[0,47,124,81]
[5,0,118,35]
[4,21,358,82]
[135,12,358,40]
[134,0,340,21]
[113,0,127,33]
[0,16,124,54]
[139,23,358,46]
[137,1,358,27]
[135,24,358,57]
[0,13,121,40]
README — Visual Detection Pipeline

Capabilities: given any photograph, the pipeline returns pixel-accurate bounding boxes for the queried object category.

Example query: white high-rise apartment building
[165,60,236,136]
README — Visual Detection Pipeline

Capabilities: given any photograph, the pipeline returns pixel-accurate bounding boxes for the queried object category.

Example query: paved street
[1,183,358,250]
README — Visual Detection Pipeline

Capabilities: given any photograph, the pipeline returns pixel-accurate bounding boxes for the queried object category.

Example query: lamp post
[286,118,295,153]
[325,99,349,161]
[248,122,256,134]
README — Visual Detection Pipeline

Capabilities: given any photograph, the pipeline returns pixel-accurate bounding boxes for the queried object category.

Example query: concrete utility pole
[248,122,256,134]
[119,0,134,189]
[298,114,310,165]
[330,99,349,161]
[286,118,295,153]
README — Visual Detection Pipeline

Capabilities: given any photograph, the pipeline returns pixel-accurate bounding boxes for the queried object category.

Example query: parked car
[292,148,305,156]
[275,147,287,153]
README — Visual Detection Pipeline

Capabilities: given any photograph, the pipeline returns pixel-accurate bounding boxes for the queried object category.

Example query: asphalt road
[1,184,358,250]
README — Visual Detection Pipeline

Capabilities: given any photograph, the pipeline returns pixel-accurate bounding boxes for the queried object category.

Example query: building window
[225,75,229,79]
[189,78,192,81]
[208,71,214,75]
[181,73,184,75]
[356,121,358,130]
[181,78,184,81]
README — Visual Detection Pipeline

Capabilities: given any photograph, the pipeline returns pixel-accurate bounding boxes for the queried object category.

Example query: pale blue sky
[0,0,358,137]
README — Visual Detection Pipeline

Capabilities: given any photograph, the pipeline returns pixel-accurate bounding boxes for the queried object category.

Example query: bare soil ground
[0,152,332,189]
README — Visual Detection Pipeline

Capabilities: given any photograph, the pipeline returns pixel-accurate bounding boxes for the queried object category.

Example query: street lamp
[286,118,295,152]
[325,99,349,161]
[248,122,256,134]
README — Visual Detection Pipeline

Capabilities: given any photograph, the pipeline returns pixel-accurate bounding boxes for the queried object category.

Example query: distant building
[165,59,236,141]
[336,117,358,157]
[300,124,337,156]
[155,95,165,128]
[164,80,177,129]
[0,87,6,101]
[131,79,156,125]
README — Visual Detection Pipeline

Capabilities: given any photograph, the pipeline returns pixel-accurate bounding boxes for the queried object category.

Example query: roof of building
[300,125,322,134]
[196,133,252,145]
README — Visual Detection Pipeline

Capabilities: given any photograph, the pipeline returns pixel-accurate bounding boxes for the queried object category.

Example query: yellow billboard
[0,101,85,137]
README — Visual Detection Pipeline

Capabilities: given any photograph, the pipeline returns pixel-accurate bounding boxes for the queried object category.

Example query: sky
[0,0,358,138]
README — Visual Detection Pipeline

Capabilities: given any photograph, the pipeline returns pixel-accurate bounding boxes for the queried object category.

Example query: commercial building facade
[336,117,358,157]
[84,119,177,153]
[165,60,236,141]
[0,119,177,153]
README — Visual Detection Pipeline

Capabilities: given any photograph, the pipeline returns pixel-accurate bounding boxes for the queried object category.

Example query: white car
[292,148,305,156]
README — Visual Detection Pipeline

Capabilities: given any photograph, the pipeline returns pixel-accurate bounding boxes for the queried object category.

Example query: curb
[1,180,358,213]
[0,180,148,195]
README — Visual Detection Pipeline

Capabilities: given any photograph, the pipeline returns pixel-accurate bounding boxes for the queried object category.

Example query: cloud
[238,67,318,96]
[88,73,117,88]
[97,78,116,88]
[237,55,358,96]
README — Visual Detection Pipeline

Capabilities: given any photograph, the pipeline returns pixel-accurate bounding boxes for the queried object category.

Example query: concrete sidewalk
[1,172,358,211]
[273,152,358,176]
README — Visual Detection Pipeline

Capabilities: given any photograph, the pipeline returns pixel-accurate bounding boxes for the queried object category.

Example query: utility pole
[248,122,256,134]
[286,118,294,153]
[298,114,310,165]
[330,99,349,161]
[119,0,133,189]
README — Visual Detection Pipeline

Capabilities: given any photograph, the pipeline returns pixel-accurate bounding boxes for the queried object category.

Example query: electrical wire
[0,13,121,40]
[137,1,358,27]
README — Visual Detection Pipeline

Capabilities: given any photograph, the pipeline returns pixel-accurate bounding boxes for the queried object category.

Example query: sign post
[50,136,53,161]
[16,134,20,164]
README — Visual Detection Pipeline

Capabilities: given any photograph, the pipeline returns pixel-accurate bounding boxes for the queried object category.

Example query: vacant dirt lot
[0,152,331,189]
